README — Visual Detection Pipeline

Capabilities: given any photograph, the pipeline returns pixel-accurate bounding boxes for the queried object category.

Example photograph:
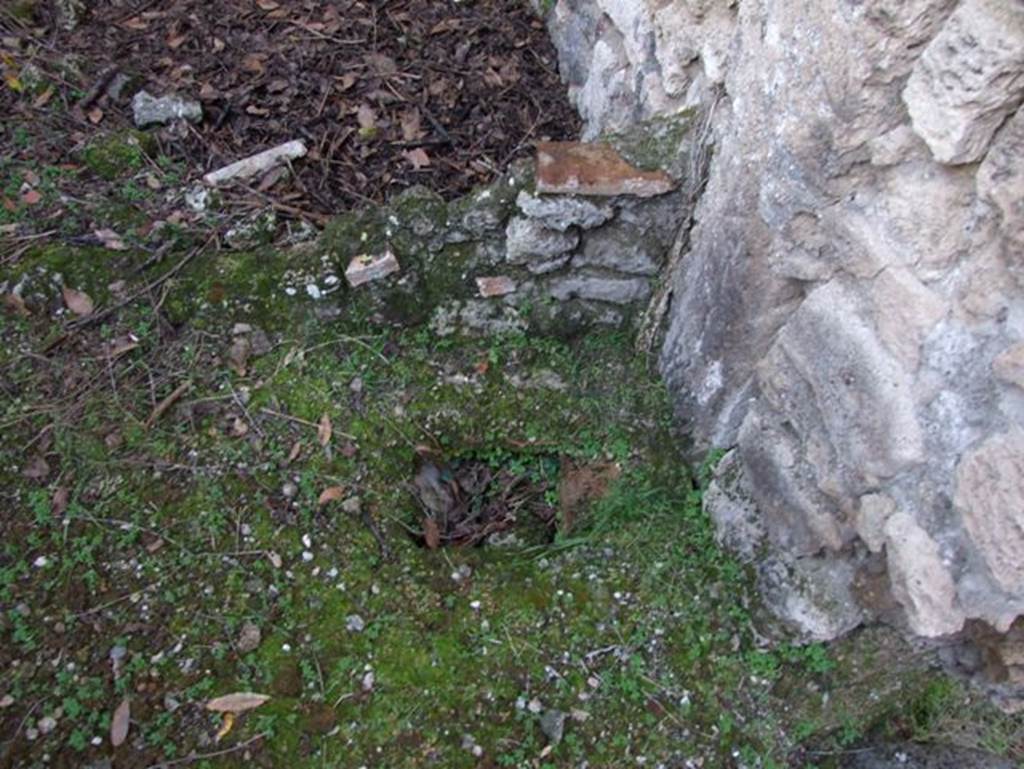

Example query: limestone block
[978,108,1024,250]
[505,217,578,266]
[515,191,614,231]
[903,0,1024,164]
[573,225,662,276]
[758,280,925,487]
[954,429,1024,595]
[993,344,1024,390]
[856,493,896,554]
[546,273,651,305]
[702,449,766,563]
[756,555,865,641]
[653,1,737,92]
[884,512,965,637]
[871,267,946,369]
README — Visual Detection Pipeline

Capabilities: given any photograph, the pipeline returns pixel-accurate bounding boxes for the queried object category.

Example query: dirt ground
[2,0,579,225]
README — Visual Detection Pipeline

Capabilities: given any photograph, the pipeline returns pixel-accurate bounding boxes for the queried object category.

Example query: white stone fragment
[203,140,308,186]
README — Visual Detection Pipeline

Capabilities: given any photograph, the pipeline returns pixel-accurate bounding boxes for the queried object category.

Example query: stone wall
[315,123,692,339]
[545,0,1024,707]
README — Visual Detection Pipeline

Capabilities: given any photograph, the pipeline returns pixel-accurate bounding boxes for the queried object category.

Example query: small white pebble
[33,556,48,568]
[301,551,314,562]
[281,643,292,652]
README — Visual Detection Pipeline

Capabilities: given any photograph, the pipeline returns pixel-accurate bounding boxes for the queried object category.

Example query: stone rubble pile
[313,123,691,338]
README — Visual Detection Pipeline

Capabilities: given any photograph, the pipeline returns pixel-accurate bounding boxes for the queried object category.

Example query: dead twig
[146,733,268,769]
[145,380,192,429]
[259,408,356,440]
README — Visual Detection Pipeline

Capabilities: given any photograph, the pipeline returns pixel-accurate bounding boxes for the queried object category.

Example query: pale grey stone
[546,273,651,305]
[574,225,662,276]
[977,109,1024,252]
[856,493,896,554]
[884,512,965,637]
[132,90,203,128]
[702,449,766,563]
[515,191,613,231]
[903,0,1024,164]
[505,217,578,266]
[993,344,1024,390]
[756,555,865,642]
[539,709,566,745]
[954,429,1024,596]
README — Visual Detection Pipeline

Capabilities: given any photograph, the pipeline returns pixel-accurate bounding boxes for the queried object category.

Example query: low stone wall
[311,121,692,338]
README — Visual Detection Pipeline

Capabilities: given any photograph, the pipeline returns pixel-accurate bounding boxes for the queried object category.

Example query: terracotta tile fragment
[345,250,400,287]
[476,276,518,297]
[535,141,676,198]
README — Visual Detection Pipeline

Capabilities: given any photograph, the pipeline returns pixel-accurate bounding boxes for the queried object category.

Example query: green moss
[604,108,697,172]
[82,130,155,181]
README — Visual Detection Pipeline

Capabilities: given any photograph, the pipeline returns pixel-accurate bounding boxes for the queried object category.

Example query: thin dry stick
[145,380,192,429]
[259,408,357,440]
[146,733,268,769]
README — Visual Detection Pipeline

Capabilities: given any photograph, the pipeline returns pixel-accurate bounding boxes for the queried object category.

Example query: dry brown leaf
[404,148,431,170]
[33,85,54,108]
[287,441,302,463]
[121,15,149,29]
[241,53,266,75]
[266,551,282,569]
[94,228,128,251]
[51,486,70,516]
[87,107,104,124]
[255,0,280,9]
[21,189,41,206]
[206,692,270,713]
[110,697,130,747]
[317,413,332,446]
[62,286,94,317]
[356,104,376,131]
[2,293,30,317]
[558,460,622,535]
[227,336,251,376]
[400,109,424,142]
[318,486,346,506]
[423,516,441,550]
[335,72,357,92]
[22,455,50,480]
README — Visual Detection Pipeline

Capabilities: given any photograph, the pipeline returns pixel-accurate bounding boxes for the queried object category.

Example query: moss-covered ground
[2,148,1022,768]
[4,8,1023,766]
